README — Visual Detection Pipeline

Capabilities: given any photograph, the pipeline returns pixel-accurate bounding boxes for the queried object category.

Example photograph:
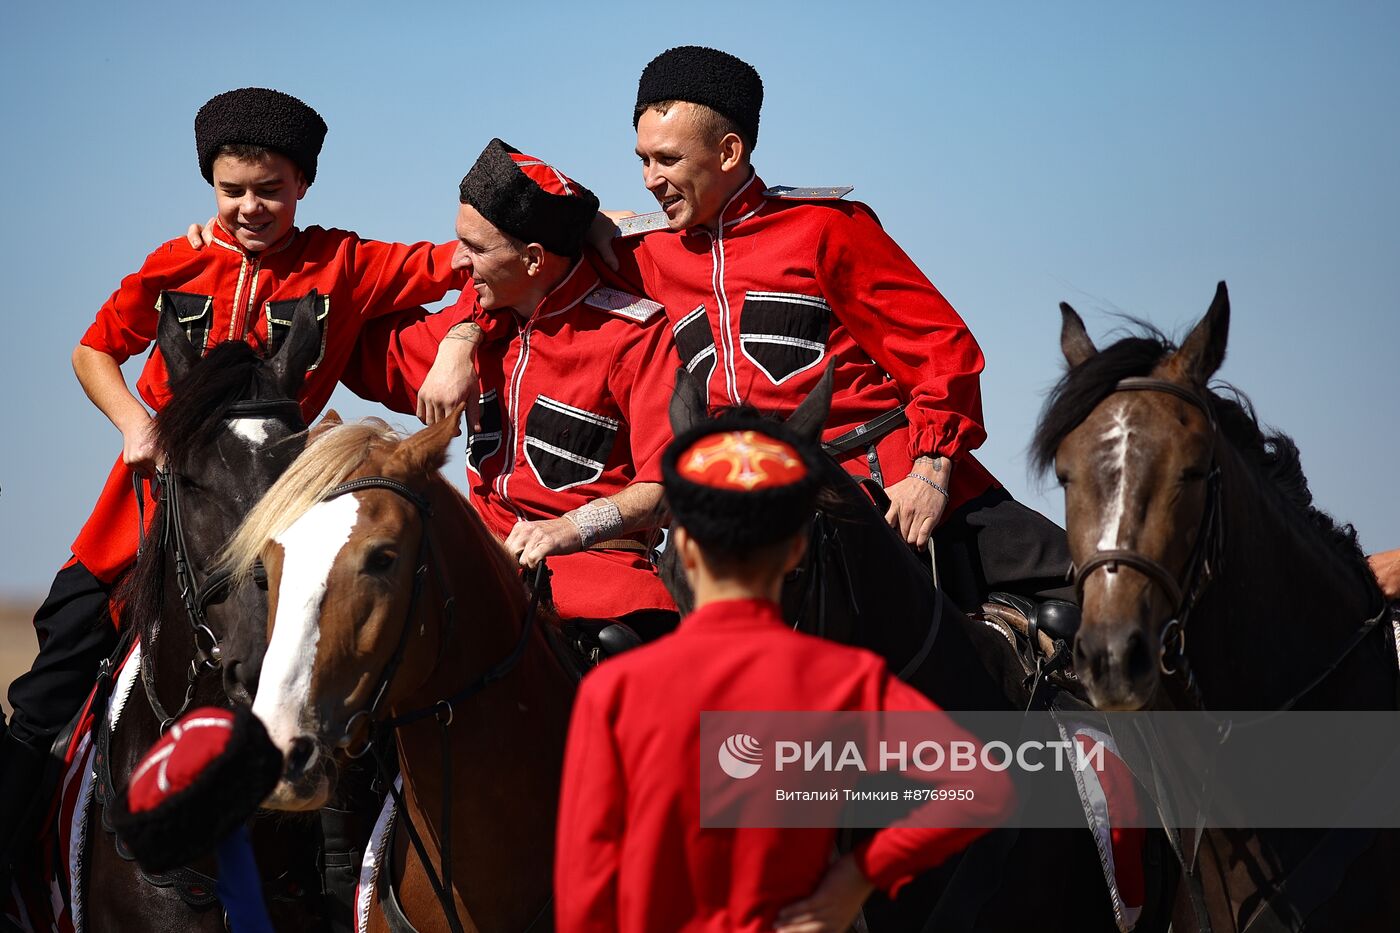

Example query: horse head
[124,292,321,707]
[232,412,475,810]
[1035,283,1229,710]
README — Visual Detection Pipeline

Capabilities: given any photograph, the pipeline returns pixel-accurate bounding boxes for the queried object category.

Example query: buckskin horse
[1033,281,1400,931]
[226,411,574,932]
[661,366,1155,933]
[56,296,326,931]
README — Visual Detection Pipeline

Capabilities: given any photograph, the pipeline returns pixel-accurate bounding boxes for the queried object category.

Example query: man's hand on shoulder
[185,216,217,249]
[1368,548,1400,601]
[586,210,638,272]
[417,322,483,429]
[884,455,952,548]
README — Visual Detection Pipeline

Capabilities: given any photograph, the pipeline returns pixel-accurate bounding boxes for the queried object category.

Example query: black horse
[75,295,326,931]
[660,366,1160,933]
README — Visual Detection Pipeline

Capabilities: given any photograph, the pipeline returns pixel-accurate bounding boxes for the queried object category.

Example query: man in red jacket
[359,139,681,629]
[554,415,1012,932]
[0,87,467,868]
[621,46,1072,613]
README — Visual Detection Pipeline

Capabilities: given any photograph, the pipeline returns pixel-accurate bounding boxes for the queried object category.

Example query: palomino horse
[1033,282,1400,930]
[74,296,327,930]
[661,367,1151,933]
[229,413,574,932]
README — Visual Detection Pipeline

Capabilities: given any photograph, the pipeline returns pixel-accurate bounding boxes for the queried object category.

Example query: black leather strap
[821,407,908,457]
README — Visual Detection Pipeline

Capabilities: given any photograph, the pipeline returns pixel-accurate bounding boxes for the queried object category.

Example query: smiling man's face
[635,102,741,232]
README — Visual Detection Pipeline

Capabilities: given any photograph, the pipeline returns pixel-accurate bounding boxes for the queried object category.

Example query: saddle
[975,592,1085,702]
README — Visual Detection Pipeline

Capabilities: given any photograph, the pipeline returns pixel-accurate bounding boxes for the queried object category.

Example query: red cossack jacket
[355,255,682,621]
[554,598,1012,932]
[619,173,998,513]
[73,222,463,582]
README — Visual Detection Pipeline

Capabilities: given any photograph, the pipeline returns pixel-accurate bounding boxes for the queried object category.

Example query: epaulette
[584,286,664,324]
[763,185,854,200]
[612,211,670,238]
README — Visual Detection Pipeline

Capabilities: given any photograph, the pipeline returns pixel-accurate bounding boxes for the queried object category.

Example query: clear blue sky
[1,1,1396,594]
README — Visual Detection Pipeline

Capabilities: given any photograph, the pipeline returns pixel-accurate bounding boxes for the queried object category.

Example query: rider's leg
[933,487,1076,611]
[321,749,392,933]
[1,559,119,858]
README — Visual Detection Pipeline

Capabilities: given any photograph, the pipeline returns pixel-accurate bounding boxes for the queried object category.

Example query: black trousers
[932,486,1075,612]
[4,560,118,747]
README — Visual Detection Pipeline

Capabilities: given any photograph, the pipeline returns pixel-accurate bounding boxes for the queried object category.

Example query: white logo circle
[717,733,763,779]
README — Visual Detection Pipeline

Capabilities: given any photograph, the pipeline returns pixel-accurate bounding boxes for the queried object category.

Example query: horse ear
[785,361,834,443]
[319,409,343,427]
[1060,302,1097,369]
[669,366,708,436]
[386,405,464,479]
[1172,281,1230,384]
[270,291,323,398]
[157,292,201,383]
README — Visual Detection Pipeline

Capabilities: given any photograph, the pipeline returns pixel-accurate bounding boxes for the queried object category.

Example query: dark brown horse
[1033,282,1400,931]
[231,413,574,932]
[79,296,326,930]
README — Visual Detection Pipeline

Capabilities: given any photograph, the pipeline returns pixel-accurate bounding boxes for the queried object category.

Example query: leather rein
[317,475,552,933]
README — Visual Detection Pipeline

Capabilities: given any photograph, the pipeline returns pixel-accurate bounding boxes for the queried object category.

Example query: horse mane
[116,341,282,636]
[154,341,275,461]
[220,419,403,582]
[1030,322,1367,570]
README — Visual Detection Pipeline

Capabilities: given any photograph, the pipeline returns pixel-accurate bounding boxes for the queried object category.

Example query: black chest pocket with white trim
[158,291,214,355]
[739,291,831,384]
[265,295,331,370]
[467,390,503,474]
[523,396,619,491]
[672,304,717,386]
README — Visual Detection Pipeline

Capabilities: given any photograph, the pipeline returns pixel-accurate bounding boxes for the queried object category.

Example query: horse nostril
[1123,630,1152,681]
[286,737,318,778]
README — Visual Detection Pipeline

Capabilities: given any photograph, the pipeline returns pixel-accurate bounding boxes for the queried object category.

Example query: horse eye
[364,547,399,575]
[1180,467,1207,483]
[1056,473,1071,487]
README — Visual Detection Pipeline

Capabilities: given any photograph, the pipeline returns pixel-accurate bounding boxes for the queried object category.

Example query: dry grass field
[0,595,42,720]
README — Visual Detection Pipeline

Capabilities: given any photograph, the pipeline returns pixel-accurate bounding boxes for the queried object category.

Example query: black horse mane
[1030,323,1367,570]
[117,340,277,636]
[154,340,272,460]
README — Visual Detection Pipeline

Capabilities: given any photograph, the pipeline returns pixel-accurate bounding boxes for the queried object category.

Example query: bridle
[1069,376,1390,711]
[137,398,305,730]
[1069,377,1224,703]
[313,475,552,933]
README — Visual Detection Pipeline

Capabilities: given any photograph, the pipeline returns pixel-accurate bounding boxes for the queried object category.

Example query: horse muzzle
[263,734,333,811]
[1073,616,1159,711]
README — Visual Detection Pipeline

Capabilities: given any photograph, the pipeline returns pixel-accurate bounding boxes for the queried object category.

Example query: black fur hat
[196,87,328,184]
[634,46,764,147]
[458,138,600,258]
[111,705,283,873]
[662,414,819,554]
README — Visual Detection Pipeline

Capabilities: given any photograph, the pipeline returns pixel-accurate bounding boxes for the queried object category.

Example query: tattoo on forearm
[446,322,483,343]
[563,497,624,548]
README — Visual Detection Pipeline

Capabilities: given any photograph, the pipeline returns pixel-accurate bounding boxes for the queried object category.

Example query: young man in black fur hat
[1,85,483,925]
[617,45,1076,617]
[554,415,1011,932]
[363,138,683,631]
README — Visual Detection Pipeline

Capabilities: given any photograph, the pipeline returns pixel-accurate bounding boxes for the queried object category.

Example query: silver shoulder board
[612,211,670,238]
[763,185,854,200]
[584,287,664,324]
